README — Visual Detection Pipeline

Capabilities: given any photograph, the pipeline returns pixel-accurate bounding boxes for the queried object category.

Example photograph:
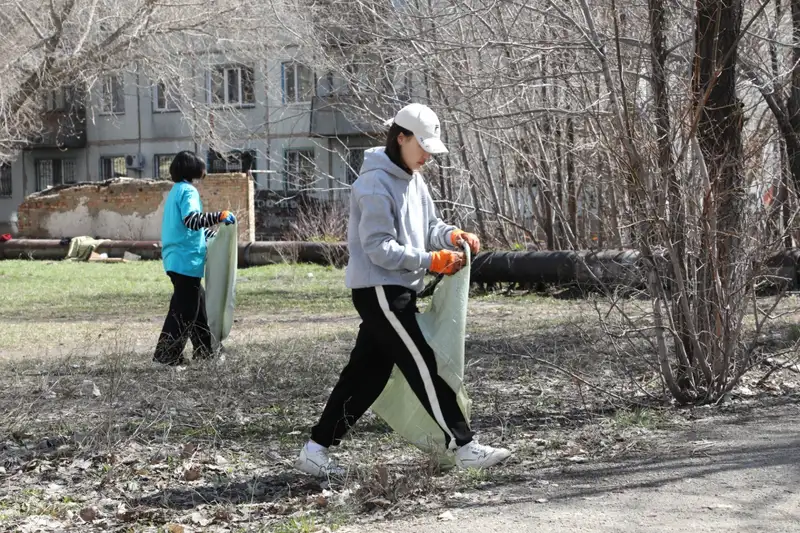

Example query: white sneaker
[294,443,345,478]
[455,441,512,469]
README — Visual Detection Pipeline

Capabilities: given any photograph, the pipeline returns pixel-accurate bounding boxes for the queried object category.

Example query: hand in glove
[430,250,465,275]
[451,229,481,254]
[220,210,237,225]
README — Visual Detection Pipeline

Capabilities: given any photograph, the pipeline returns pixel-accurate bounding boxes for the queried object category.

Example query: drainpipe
[136,65,143,176]
[264,62,271,190]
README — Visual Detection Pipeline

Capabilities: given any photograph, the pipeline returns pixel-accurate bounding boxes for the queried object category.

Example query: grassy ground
[1,260,799,532]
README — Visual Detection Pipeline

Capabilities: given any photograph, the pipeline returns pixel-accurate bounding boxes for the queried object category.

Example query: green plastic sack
[204,224,238,350]
[370,244,472,465]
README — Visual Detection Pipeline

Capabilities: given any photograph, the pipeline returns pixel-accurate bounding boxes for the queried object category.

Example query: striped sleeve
[204,227,218,241]
[183,211,222,230]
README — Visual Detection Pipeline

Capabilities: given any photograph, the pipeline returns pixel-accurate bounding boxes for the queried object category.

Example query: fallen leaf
[438,511,456,521]
[166,525,185,533]
[72,458,92,471]
[215,454,229,465]
[535,498,548,504]
[180,443,198,458]
[183,466,200,481]
[190,511,211,526]
[215,508,233,521]
[79,507,98,522]
[567,455,588,463]
[376,465,389,488]
[92,383,101,397]
[184,466,202,481]
[316,495,328,507]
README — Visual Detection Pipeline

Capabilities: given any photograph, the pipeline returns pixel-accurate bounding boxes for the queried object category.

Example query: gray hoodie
[345,147,457,293]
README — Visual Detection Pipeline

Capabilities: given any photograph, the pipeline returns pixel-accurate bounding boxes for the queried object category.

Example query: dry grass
[2,261,800,531]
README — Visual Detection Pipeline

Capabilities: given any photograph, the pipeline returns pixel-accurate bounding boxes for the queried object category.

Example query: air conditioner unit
[125,153,146,170]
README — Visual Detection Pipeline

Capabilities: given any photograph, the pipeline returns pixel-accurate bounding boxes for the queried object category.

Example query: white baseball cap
[383,103,448,154]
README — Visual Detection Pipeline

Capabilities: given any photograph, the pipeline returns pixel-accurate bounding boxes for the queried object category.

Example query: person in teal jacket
[153,151,236,366]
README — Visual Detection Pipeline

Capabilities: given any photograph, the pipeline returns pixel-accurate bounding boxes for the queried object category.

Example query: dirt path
[349,403,800,533]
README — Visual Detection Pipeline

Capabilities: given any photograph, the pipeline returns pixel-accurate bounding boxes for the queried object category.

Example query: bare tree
[289,0,799,403]
[0,0,298,162]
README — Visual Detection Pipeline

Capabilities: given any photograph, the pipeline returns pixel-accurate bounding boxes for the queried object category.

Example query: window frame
[344,147,369,185]
[281,62,316,104]
[154,154,176,180]
[44,89,66,112]
[153,82,179,112]
[283,149,316,192]
[0,163,11,198]
[208,65,256,108]
[100,74,125,115]
[207,149,256,174]
[34,159,77,191]
[99,155,128,180]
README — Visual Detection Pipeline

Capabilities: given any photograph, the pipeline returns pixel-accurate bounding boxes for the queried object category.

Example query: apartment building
[0,57,389,235]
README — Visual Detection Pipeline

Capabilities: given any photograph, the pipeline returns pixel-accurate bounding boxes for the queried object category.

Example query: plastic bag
[204,224,238,350]
[370,244,472,466]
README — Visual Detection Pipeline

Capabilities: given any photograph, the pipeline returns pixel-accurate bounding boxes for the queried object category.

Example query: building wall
[16,173,254,242]
[1,58,378,235]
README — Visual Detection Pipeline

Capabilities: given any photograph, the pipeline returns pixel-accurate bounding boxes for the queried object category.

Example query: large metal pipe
[238,241,348,268]
[2,240,799,291]
[470,249,646,288]
[0,239,347,266]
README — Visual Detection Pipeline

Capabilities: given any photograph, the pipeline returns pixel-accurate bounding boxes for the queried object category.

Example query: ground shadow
[131,472,321,510]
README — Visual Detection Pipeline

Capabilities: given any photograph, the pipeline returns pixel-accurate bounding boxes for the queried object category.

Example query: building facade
[0,57,386,236]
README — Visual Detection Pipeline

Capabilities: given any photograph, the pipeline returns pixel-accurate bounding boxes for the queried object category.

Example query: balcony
[309,95,388,138]
[30,90,87,150]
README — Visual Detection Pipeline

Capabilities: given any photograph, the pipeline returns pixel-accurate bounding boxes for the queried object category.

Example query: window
[101,75,125,114]
[0,163,11,197]
[35,159,77,191]
[209,66,255,106]
[346,60,371,94]
[155,154,175,179]
[386,70,413,104]
[318,71,336,97]
[63,160,77,184]
[282,62,315,103]
[154,82,179,112]
[208,150,256,174]
[284,149,315,191]
[44,89,65,112]
[345,148,366,184]
[100,156,127,180]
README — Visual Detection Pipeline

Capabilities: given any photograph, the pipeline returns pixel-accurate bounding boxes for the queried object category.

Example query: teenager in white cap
[295,103,511,477]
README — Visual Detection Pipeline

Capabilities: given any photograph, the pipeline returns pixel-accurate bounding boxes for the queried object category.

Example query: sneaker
[455,441,512,469]
[294,443,345,478]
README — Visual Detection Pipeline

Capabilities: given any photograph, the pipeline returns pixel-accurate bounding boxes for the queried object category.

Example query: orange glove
[451,229,481,254]
[430,250,465,275]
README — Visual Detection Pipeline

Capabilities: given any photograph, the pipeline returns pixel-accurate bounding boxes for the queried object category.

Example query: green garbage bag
[204,224,238,351]
[370,244,472,466]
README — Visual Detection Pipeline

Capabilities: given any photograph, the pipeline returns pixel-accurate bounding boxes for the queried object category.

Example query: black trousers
[311,285,474,448]
[153,271,213,365]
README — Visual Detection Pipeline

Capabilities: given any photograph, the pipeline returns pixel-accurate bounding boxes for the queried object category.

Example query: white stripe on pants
[375,285,457,448]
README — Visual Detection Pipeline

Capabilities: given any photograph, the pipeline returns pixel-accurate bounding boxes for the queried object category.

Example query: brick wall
[17,174,255,242]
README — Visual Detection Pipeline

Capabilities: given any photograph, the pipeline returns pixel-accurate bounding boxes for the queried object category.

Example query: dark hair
[169,150,206,183]
[385,123,413,174]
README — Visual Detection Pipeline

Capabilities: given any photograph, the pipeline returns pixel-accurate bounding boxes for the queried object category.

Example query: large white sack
[204,224,238,350]
[370,244,472,466]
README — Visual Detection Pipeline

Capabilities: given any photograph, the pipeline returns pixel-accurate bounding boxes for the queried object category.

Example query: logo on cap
[434,125,440,135]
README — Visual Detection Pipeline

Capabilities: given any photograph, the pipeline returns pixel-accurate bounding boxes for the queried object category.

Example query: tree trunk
[566,114,578,246]
[692,0,745,393]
